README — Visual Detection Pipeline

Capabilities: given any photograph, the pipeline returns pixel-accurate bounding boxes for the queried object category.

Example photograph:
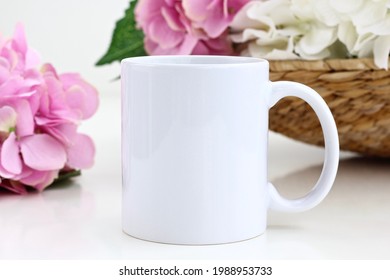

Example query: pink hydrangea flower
[135,0,249,55]
[0,24,98,194]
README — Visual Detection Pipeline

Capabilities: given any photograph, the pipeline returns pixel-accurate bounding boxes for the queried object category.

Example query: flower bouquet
[98,0,390,157]
[0,24,98,194]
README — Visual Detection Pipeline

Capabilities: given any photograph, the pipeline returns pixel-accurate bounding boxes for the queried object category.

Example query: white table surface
[1,94,389,260]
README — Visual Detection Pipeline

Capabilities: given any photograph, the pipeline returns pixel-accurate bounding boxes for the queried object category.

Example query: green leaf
[96,0,146,66]
[53,170,82,184]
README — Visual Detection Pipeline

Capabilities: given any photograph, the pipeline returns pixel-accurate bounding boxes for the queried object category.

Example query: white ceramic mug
[121,56,339,245]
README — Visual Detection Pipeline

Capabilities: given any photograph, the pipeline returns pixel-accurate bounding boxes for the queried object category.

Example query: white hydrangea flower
[312,0,389,27]
[230,0,338,60]
[373,35,390,68]
[230,0,390,68]
[312,0,390,68]
[231,0,300,59]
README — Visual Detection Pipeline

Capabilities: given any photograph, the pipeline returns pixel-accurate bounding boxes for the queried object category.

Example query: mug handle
[268,81,339,212]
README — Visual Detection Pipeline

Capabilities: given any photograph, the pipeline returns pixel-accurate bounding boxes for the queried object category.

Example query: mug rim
[121,55,267,67]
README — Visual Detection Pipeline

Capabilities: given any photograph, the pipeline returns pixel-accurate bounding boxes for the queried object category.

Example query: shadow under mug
[121,55,339,245]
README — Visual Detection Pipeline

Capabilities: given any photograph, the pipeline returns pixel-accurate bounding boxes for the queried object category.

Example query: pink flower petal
[0,57,9,69]
[36,87,50,116]
[63,86,85,119]
[1,132,22,175]
[20,134,67,171]
[193,36,234,56]
[12,164,33,181]
[67,133,95,169]
[0,154,16,178]
[192,41,211,55]
[40,74,80,122]
[34,170,58,191]
[0,105,17,133]
[34,115,58,126]
[145,35,198,55]
[44,75,64,108]
[60,73,99,120]
[226,0,249,16]
[0,76,24,96]
[196,7,231,38]
[148,17,184,49]
[164,0,175,6]
[177,35,199,54]
[222,0,229,17]
[41,63,59,78]
[23,69,42,88]
[26,89,41,115]
[175,2,193,32]
[14,99,35,137]
[201,34,233,55]
[136,0,241,56]
[182,0,209,21]
[144,37,159,55]
[1,48,18,70]
[0,65,10,84]
[20,169,58,191]
[65,85,96,120]
[43,123,78,147]
[185,0,249,38]
[135,0,166,26]
[207,0,221,10]
[11,23,27,56]
[161,6,185,31]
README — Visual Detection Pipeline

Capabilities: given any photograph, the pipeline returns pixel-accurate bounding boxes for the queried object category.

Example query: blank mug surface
[121,56,339,245]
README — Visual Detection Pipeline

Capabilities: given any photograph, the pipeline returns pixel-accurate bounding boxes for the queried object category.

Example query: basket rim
[269,57,390,72]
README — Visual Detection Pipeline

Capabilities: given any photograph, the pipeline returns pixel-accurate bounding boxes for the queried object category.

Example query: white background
[1,0,390,260]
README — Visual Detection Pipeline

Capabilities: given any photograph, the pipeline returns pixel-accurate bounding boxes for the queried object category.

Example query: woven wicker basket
[268,58,390,157]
